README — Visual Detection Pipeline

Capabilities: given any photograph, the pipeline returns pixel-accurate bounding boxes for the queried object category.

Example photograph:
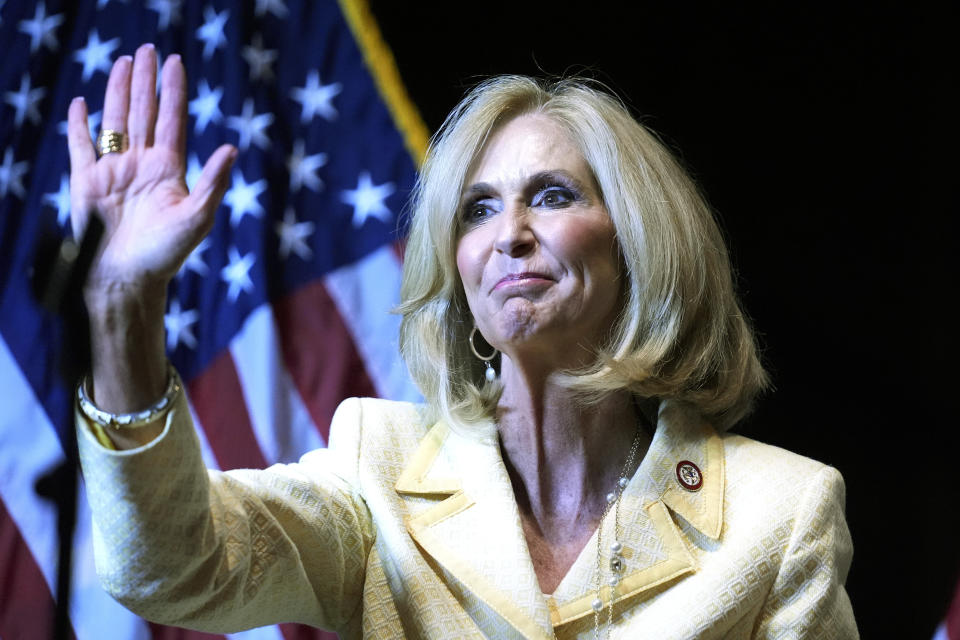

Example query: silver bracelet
[77,363,182,429]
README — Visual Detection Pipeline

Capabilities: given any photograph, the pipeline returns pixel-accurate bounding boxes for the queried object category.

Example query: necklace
[591,426,644,640]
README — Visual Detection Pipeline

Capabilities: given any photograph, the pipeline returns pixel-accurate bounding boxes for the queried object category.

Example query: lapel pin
[676,460,703,491]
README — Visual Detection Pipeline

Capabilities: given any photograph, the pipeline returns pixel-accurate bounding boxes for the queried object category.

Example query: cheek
[553,216,619,276]
[457,239,477,299]
[455,234,483,294]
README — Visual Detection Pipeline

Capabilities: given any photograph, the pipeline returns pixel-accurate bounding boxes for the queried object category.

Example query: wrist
[84,279,168,323]
[78,363,180,450]
[85,282,169,413]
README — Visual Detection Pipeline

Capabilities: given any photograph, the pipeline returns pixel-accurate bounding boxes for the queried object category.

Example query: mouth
[493,272,554,291]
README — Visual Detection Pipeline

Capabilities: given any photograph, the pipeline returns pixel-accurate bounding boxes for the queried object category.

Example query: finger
[128,44,158,148]
[187,144,237,219]
[67,97,96,173]
[101,55,133,136]
[155,54,187,159]
[67,97,97,238]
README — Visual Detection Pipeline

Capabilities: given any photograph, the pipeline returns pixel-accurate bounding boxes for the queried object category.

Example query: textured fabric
[78,392,859,639]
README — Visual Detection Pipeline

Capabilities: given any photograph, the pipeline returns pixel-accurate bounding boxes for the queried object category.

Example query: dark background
[369,2,956,637]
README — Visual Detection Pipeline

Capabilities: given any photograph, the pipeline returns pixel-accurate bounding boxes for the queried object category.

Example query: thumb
[188,144,237,222]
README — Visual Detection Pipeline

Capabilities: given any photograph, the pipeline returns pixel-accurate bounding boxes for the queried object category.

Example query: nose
[493,205,536,258]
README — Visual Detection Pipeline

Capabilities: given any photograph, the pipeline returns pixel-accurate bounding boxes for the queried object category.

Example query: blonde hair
[398,75,768,431]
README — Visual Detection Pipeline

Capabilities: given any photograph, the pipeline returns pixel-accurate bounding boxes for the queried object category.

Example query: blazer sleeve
[77,392,375,634]
[753,465,859,639]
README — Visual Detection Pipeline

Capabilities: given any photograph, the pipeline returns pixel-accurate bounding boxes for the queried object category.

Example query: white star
[0,148,29,200]
[224,170,267,227]
[4,74,46,127]
[147,0,182,31]
[241,33,278,83]
[179,236,210,277]
[290,70,341,123]
[287,139,327,192]
[226,98,273,151]
[43,174,71,226]
[165,299,199,350]
[74,29,121,81]
[275,207,315,261]
[220,247,255,302]
[58,109,102,143]
[18,1,65,53]
[341,172,395,227]
[196,6,229,60]
[185,153,202,191]
[254,0,288,18]
[188,79,223,134]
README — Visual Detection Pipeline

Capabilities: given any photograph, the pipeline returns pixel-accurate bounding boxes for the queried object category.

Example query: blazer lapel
[397,421,555,640]
[548,400,726,628]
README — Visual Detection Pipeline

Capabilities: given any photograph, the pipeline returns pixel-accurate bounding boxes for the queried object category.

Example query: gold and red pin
[676,460,703,491]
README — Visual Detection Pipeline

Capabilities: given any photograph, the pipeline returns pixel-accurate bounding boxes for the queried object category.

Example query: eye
[533,185,576,208]
[461,197,498,224]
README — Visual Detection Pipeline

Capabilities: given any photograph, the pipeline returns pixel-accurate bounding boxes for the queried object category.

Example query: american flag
[0,1,426,638]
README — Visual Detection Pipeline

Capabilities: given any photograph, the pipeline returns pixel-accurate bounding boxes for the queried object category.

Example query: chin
[491,302,542,343]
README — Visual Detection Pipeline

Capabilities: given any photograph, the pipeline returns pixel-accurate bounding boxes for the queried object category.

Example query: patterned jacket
[78,392,859,639]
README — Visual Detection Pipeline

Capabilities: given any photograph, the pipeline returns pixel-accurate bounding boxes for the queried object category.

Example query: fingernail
[71,96,85,105]
[169,54,182,64]
[120,55,133,63]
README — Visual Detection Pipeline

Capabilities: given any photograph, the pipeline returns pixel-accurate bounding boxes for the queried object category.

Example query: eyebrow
[461,182,495,202]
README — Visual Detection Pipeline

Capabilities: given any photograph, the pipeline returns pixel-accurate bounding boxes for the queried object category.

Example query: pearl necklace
[591,426,644,639]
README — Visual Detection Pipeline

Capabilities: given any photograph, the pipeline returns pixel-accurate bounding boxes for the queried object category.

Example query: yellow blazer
[78,392,858,639]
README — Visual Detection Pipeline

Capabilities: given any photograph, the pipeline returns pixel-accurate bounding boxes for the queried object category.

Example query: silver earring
[469,326,498,382]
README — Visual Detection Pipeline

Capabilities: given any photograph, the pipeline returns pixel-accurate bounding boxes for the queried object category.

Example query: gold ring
[96,129,128,156]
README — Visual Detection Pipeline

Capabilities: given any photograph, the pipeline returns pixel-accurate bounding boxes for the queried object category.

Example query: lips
[493,272,554,291]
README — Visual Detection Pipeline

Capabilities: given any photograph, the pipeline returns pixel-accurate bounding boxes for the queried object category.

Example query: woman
[71,44,858,638]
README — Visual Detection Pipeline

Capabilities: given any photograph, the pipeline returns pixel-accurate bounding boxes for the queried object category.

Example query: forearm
[85,282,169,448]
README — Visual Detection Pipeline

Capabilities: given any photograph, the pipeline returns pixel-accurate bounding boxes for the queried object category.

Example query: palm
[77,147,196,284]
[67,48,235,294]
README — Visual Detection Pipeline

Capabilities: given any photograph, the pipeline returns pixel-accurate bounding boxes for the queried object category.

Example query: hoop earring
[469,326,498,382]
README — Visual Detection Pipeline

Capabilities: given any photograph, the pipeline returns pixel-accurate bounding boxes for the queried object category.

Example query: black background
[370,1,957,637]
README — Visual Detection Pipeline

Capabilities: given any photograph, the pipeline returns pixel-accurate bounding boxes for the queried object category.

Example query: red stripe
[948,575,960,639]
[148,622,226,640]
[0,498,74,640]
[392,239,406,263]
[188,350,268,471]
[279,622,339,640]
[273,281,377,442]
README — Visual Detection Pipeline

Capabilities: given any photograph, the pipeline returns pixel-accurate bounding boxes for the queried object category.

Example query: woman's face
[456,114,622,370]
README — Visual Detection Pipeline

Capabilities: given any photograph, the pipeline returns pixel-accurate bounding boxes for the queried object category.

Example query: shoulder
[718,431,848,542]
[298,397,434,488]
[328,397,433,447]
[723,431,831,476]
[721,431,844,496]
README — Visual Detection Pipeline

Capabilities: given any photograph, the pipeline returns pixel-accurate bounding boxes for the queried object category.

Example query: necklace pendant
[610,555,624,573]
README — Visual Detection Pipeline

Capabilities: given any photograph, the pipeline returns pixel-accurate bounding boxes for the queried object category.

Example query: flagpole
[32,213,105,640]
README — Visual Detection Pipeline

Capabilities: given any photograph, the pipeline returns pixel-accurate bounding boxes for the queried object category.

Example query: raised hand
[67,43,236,425]
[67,43,236,298]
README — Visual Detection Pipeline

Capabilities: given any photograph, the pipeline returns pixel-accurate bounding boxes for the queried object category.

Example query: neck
[496,358,647,545]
